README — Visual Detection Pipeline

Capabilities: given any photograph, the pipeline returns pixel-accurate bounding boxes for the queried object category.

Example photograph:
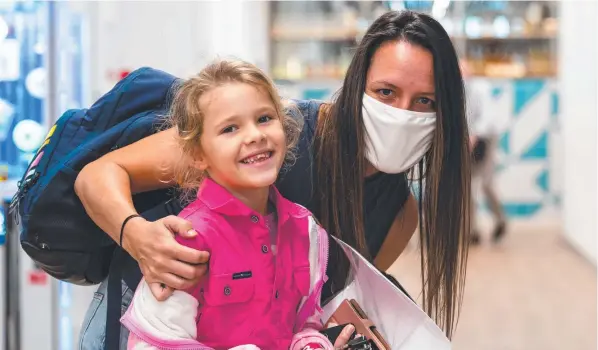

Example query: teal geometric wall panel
[513,80,545,116]
[520,130,548,160]
[479,202,543,218]
[491,86,504,99]
[499,131,510,154]
[535,169,549,193]
[466,77,560,220]
[551,92,559,117]
[502,202,543,217]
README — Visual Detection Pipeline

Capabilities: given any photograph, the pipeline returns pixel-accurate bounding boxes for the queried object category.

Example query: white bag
[322,237,451,350]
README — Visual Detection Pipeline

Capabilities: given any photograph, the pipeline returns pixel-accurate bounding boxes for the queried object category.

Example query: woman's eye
[221,125,238,134]
[377,89,393,97]
[417,97,436,109]
[417,97,433,105]
[258,115,273,123]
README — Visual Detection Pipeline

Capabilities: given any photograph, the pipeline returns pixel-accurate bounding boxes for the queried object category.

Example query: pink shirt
[121,178,332,350]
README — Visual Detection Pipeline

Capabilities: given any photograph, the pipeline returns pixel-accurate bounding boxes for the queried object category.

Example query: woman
[75,10,470,349]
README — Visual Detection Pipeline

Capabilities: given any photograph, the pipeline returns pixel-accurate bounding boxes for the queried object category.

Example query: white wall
[70,1,270,101]
[559,0,598,265]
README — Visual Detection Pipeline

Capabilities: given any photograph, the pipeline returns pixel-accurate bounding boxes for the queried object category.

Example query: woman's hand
[326,323,356,349]
[122,215,210,300]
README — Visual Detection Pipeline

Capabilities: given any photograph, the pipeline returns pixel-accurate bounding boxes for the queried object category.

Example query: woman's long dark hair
[314,10,470,338]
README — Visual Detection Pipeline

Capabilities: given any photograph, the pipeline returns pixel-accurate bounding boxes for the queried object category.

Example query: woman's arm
[75,128,208,295]
[75,128,179,239]
[374,193,419,271]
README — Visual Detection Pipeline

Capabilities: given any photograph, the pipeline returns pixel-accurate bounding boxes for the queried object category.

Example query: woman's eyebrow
[369,80,397,88]
[370,80,435,96]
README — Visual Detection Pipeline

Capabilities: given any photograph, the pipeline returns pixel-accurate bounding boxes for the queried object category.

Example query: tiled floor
[388,222,597,350]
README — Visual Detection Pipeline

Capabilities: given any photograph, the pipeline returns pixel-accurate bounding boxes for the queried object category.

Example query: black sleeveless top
[275,100,410,300]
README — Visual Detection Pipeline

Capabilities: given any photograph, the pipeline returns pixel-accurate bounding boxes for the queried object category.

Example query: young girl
[119,60,334,350]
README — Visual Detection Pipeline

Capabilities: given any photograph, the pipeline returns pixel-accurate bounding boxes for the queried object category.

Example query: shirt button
[261,244,269,253]
[250,215,259,223]
[275,290,279,299]
[224,286,231,296]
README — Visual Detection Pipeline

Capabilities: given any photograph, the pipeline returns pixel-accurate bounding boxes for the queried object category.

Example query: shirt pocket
[203,273,255,306]
[197,273,256,344]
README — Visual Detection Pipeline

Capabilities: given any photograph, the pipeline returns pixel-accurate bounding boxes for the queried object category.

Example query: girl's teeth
[243,152,270,164]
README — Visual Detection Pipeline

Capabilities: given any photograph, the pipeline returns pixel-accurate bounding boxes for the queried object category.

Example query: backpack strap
[105,249,127,350]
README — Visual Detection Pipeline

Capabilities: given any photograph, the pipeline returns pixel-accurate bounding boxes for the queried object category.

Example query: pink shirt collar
[196,177,310,224]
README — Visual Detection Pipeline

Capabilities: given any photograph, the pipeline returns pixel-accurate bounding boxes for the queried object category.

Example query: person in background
[462,60,507,244]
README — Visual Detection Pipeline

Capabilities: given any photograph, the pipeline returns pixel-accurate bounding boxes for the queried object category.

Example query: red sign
[119,70,131,80]
[28,270,48,285]
[106,69,132,81]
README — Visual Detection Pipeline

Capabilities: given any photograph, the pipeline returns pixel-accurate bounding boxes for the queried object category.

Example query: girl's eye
[221,125,238,134]
[258,115,273,123]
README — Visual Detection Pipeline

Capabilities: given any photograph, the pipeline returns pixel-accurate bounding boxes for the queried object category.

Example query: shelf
[274,77,344,85]
[272,33,556,42]
[271,27,359,41]
[274,74,556,83]
[268,2,559,87]
[453,34,556,41]
[471,73,556,79]
[271,31,555,42]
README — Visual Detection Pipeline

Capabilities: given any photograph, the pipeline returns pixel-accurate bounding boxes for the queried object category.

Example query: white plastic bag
[322,237,451,350]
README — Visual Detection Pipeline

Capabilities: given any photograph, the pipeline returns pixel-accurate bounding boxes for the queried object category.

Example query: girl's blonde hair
[168,59,300,197]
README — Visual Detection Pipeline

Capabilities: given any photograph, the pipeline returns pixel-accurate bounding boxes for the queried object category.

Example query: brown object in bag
[325,299,390,350]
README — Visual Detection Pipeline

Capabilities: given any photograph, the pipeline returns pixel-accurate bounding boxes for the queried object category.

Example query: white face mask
[362,93,436,174]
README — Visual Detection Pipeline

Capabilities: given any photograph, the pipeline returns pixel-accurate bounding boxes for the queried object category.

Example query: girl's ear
[191,146,209,171]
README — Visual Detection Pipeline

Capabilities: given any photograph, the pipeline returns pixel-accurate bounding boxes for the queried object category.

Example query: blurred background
[0,1,595,350]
